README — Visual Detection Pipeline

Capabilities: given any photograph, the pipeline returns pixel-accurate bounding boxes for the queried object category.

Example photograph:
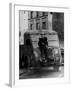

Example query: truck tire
[54,64,59,72]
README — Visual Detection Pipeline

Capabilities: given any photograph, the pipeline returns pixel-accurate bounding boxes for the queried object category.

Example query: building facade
[28,11,53,31]
[19,11,53,45]
[19,11,64,45]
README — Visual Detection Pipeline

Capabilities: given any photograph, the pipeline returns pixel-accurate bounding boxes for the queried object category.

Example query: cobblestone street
[19,66,64,79]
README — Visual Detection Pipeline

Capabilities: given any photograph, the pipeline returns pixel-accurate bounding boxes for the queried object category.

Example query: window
[50,12,53,14]
[37,12,39,17]
[43,12,45,16]
[24,11,25,14]
[30,24,33,30]
[42,22,46,29]
[31,11,33,18]
[43,12,48,16]
[19,32,21,37]
[36,23,40,30]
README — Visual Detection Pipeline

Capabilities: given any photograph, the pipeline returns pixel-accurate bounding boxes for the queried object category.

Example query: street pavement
[19,66,64,79]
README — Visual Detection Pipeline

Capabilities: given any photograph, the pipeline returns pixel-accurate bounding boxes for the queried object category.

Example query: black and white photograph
[19,10,64,79]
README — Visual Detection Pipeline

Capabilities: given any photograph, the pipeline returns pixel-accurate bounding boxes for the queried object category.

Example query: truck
[19,30,62,71]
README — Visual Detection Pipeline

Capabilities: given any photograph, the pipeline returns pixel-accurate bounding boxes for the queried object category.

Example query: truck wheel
[54,65,59,72]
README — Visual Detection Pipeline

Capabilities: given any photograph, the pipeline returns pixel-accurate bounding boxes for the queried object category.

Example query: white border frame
[9,3,70,87]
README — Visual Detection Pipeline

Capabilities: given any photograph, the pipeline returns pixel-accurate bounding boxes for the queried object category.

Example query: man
[38,34,48,59]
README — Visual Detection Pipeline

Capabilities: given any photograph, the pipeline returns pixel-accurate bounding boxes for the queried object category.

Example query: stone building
[19,11,64,45]
[28,11,53,31]
[19,11,54,45]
